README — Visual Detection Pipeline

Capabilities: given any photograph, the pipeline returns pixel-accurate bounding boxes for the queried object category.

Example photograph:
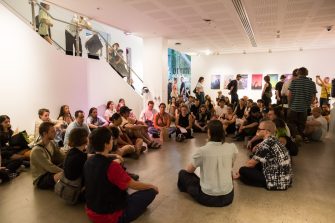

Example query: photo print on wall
[211,75,221,89]
[268,74,278,88]
[239,74,248,89]
[252,74,263,90]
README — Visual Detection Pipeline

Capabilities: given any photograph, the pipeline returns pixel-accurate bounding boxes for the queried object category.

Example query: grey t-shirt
[192,141,238,196]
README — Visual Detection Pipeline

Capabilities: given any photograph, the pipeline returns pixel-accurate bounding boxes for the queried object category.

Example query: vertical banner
[168,48,191,102]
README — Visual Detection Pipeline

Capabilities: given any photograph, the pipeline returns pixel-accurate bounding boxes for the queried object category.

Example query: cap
[280,75,286,80]
[119,106,132,114]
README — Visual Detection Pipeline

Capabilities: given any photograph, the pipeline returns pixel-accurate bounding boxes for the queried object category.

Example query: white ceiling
[47,0,335,54]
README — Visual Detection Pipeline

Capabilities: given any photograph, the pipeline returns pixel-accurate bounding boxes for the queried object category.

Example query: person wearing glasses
[235,120,292,190]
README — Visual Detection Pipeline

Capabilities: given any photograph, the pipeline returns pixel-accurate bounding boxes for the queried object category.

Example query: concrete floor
[0,134,334,223]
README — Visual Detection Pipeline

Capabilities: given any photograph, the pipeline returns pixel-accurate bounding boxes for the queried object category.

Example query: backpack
[54,173,82,205]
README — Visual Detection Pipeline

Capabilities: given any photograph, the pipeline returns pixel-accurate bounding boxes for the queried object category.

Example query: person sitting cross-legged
[236,120,293,190]
[193,105,211,133]
[177,120,238,207]
[30,122,65,189]
[84,127,158,223]
[304,107,328,142]
[175,105,193,141]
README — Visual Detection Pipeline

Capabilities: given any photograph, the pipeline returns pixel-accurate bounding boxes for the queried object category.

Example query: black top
[190,104,200,117]
[84,154,128,214]
[235,105,245,119]
[178,114,189,128]
[180,82,185,95]
[63,148,87,180]
[227,80,238,94]
[275,81,284,96]
[264,83,272,96]
[196,112,210,124]
[0,130,13,147]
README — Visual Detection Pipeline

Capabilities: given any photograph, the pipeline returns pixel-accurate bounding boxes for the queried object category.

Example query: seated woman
[62,128,89,201]
[117,98,136,119]
[57,105,74,126]
[87,107,109,131]
[220,104,237,135]
[193,105,211,133]
[154,103,176,137]
[175,105,193,140]
[205,99,215,117]
[84,127,158,223]
[109,113,145,159]
[104,101,116,123]
[0,115,27,176]
[177,120,238,207]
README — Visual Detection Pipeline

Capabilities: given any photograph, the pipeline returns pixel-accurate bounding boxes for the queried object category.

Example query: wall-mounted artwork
[252,74,263,89]
[268,74,278,87]
[223,75,235,89]
[211,75,221,89]
[239,74,248,89]
[284,74,293,82]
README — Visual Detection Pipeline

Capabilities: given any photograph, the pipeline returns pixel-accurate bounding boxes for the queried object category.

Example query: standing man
[288,67,317,142]
[281,69,299,119]
[275,75,286,105]
[180,76,186,99]
[227,74,241,109]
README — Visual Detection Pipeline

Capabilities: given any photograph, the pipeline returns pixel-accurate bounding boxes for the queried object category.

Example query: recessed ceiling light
[243,50,246,54]
[175,42,181,45]
[96,7,101,10]
[268,49,272,53]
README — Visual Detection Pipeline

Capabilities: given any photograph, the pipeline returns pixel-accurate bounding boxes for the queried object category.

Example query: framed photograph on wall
[252,74,263,90]
[211,75,221,89]
[268,74,278,87]
[239,74,248,89]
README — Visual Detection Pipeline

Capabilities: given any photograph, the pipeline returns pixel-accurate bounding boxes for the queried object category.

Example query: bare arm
[128,179,159,193]
[185,163,196,173]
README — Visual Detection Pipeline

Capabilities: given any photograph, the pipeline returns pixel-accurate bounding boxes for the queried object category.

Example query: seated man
[175,105,193,140]
[304,107,328,142]
[178,120,237,207]
[214,98,227,119]
[120,106,160,149]
[34,108,62,145]
[110,113,144,158]
[185,95,195,112]
[87,107,108,131]
[234,105,261,141]
[84,127,158,223]
[321,103,330,129]
[190,98,201,120]
[236,120,292,190]
[139,101,158,137]
[30,122,65,189]
[64,110,91,150]
[193,105,211,133]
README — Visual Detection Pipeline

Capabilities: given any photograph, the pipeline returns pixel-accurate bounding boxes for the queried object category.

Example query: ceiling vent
[232,0,257,47]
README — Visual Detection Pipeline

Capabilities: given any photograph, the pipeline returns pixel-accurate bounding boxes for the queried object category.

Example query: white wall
[191,49,335,102]
[0,3,142,134]
[143,37,168,104]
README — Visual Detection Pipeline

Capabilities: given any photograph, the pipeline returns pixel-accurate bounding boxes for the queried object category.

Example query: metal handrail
[34,1,143,83]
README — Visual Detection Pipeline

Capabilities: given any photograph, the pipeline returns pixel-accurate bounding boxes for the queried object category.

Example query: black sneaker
[127,172,139,181]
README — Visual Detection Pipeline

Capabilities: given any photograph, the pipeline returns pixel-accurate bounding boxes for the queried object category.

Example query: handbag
[54,173,82,205]
[9,131,29,149]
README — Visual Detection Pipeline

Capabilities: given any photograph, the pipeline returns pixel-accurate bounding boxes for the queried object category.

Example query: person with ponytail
[177,120,238,207]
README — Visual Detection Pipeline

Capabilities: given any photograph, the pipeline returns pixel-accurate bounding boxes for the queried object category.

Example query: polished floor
[0,134,334,223]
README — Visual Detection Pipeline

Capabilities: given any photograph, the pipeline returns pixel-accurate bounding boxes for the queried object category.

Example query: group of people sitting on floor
[0,66,333,222]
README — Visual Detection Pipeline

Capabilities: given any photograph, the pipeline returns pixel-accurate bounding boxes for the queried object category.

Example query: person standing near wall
[288,67,317,142]
[262,75,272,107]
[315,76,331,106]
[195,77,205,105]
[65,14,92,56]
[275,75,286,105]
[227,74,241,109]
[38,3,53,44]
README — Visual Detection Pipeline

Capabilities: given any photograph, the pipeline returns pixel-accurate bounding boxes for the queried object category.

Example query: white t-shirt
[104,109,116,120]
[140,108,157,122]
[215,105,227,117]
[196,82,204,92]
[307,115,328,139]
[192,141,238,196]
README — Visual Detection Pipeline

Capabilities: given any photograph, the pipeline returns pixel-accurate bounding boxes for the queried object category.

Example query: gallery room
[0,0,334,223]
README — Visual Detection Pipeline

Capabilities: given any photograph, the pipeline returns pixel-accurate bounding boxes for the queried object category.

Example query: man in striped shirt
[288,67,317,141]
